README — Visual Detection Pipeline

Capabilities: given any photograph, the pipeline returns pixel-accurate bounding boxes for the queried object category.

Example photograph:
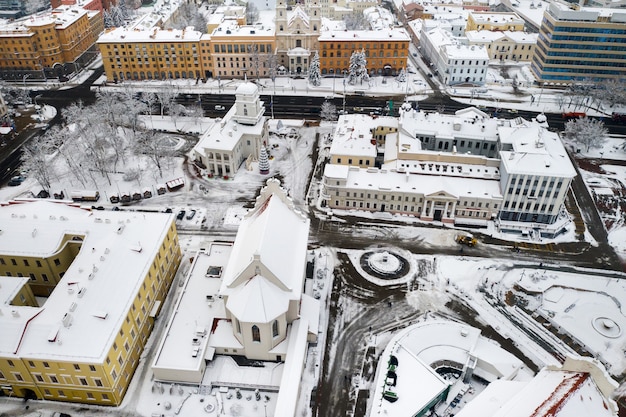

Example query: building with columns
[191,81,268,177]
[321,107,576,235]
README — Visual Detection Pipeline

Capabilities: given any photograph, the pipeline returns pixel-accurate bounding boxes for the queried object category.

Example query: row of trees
[22,85,193,192]
[308,50,369,86]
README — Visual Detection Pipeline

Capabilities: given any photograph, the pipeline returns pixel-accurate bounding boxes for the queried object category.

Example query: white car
[214,105,225,111]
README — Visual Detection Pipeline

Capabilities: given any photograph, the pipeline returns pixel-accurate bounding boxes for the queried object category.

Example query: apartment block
[318,28,410,76]
[0,5,103,80]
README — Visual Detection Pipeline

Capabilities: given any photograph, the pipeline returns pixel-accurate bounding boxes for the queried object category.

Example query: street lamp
[22,73,30,88]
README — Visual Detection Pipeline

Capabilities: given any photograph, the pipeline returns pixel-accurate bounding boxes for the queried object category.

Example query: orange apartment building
[318,28,410,76]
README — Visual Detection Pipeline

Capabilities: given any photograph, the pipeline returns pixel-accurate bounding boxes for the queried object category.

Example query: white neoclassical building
[191,81,268,177]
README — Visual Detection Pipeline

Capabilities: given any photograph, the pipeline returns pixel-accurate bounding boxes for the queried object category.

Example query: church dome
[236,81,258,96]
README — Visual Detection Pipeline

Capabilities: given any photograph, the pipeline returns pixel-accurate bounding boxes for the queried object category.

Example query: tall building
[0,0,50,19]
[0,201,182,406]
[0,5,103,80]
[531,0,626,83]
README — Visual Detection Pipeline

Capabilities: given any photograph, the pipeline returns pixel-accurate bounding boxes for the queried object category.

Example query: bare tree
[21,140,54,191]
[135,129,170,178]
[166,2,208,33]
[563,116,608,152]
[156,82,179,117]
[320,101,337,122]
[246,2,259,24]
[343,11,369,30]
[167,103,186,130]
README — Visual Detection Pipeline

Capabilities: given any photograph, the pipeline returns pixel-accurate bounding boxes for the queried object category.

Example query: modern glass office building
[531,0,626,83]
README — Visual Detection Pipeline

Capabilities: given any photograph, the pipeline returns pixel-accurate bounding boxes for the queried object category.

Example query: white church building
[191,82,268,177]
[152,179,319,417]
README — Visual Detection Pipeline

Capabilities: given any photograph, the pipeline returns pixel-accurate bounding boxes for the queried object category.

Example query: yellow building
[210,21,275,80]
[0,201,181,406]
[466,11,525,31]
[318,28,410,76]
[0,5,102,80]
[98,26,210,82]
[466,30,537,61]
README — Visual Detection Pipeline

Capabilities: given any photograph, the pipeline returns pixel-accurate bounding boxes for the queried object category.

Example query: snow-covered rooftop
[465,30,538,44]
[319,28,410,42]
[469,11,525,24]
[324,164,503,200]
[456,358,618,417]
[370,317,525,417]
[211,21,275,37]
[498,123,577,178]
[220,180,310,303]
[0,6,89,34]
[330,114,397,158]
[152,246,231,382]
[98,26,205,44]
[0,201,175,362]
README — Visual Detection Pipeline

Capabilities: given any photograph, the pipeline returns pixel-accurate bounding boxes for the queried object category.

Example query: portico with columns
[421,191,457,223]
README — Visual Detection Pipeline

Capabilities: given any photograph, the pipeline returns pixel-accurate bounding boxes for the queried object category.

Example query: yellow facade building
[0,201,182,406]
[98,26,210,82]
[0,5,103,80]
[466,11,525,32]
[210,21,275,80]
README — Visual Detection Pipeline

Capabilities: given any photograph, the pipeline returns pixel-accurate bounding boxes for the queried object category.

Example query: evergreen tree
[258,145,270,175]
[308,52,321,87]
[348,50,369,85]
[320,101,337,122]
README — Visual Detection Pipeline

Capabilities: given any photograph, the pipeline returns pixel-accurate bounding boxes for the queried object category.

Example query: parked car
[214,105,225,111]
[186,209,196,220]
[177,210,186,220]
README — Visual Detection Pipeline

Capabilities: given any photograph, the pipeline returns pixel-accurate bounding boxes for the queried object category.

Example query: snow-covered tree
[320,101,337,122]
[343,11,369,30]
[563,116,608,152]
[396,68,406,83]
[156,82,179,117]
[104,0,136,28]
[308,52,321,87]
[21,140,54,191]
[135,129,170,178]
[246,2,259,24]
[348,50,369,85]
[258,145,270,174]
[166,2,208,33]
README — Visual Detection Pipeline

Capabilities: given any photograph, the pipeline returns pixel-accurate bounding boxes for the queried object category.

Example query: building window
[74,364,80,371]
[272,320,279,337]
[252,325,261,342]
[94,378,103,387]
[49,375,59,383]
[89,365,96,372]
[43,362,49,368]
[79,377,88,386]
